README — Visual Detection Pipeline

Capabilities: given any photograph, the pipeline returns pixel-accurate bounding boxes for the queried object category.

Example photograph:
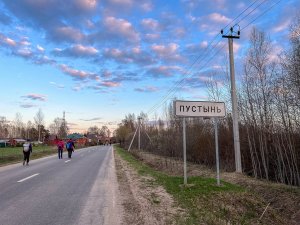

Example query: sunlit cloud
[80,117,102,121]
[53,44,98,57]
[141,18,160,31]
[207,13,231,24]
[59,64,96,80]
[22,93,47,101]
[135,86,159,93]
[103,16,140,42]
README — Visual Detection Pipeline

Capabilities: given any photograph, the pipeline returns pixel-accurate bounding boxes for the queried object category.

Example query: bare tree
[34,109,44,142]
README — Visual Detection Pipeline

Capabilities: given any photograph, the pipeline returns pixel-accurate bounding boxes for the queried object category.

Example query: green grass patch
[0,145,57,166]
[115,146,269,225]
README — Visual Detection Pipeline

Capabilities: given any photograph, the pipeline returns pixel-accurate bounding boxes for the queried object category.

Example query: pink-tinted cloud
[100,81,121,87]
[103,16,140,42]
[151,43,183,62]
[59,64,95,79]
[52,26,85,43]
[0,33,17,47]
[147,65,182,77]
[54,44,98,57]
[103,47,155,65]
[141,18,160,31]
[22,93,47,101]
[76,0,97,11]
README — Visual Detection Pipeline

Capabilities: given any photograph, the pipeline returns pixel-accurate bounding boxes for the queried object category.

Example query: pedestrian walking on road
[23,139,32,166]
[57,139,64,159]
[66,139,75,159]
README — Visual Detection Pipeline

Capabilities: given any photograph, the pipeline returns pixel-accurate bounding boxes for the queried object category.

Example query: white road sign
[174,100,226,117]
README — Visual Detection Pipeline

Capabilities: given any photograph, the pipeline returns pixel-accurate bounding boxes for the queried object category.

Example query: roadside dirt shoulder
[114,151,184,225]
[134,151,300,225]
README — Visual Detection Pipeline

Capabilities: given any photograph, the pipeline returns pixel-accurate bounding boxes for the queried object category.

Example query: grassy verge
[115,146,283,225]
[0,145,57,166]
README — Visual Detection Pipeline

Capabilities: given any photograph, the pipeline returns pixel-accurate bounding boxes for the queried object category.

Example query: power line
[146,0,278,117]
[147,42,227,116]
[223,0,264,30]
[234,0,268,26]
[241,0,283,31]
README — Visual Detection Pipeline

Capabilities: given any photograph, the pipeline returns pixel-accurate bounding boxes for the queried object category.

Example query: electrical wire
[241,0,283,31]
[146,0,281,117]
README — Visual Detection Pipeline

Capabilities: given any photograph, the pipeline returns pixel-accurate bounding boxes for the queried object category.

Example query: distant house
[66,133,88,147]
[45,135,58,146]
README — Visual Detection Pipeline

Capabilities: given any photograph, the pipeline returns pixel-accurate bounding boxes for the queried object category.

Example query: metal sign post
[214,118,220,186]
[174,100,226,186]
[183,117,187,185]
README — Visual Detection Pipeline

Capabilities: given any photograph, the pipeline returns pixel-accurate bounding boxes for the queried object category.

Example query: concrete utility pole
[221,26,242,173]
[138,117,142,151]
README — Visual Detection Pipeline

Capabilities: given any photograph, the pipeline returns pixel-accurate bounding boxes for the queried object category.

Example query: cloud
[33,55,56,65]
[103,16,140,42]
[151,43,183,62]
[53,44,98,57]
[147,65,183,77]
[36,45,45,52]
[103,0,152,12]
[51,26,85,43]
[144,33,160,41]
[20,103,37,108]
[272,19,292,33]
[2,0,97,44]
[80,117,102,121]
[100,81,121,87]
[0,33,17,47]
[22,93,47,101]
[134,86,159,93]
[59,64,97,80]
[141,18,160,31]
[14,48,33,58]
[103,47,155,65]
[50,81,65,89]
[207,13,231,24]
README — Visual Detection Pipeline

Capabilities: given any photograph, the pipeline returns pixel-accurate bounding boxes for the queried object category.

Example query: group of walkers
[56,139,75,159]
[22,138,76,166]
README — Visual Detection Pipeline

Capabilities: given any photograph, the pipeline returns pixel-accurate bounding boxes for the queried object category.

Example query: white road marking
[17,173,39,183]
[65,160,71,163]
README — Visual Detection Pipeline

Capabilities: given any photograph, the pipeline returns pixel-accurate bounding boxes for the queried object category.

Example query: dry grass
[132,150,300,225]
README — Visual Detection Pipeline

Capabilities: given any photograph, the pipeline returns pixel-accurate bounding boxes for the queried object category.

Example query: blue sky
[0,0,299,133]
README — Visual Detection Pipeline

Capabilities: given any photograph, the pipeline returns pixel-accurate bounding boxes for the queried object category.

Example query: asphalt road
[0,145,122,225]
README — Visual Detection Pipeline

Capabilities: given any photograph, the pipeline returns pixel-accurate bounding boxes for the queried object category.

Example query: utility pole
[221,26,242,173]
[63,111,67,138]
[138,117,142,151]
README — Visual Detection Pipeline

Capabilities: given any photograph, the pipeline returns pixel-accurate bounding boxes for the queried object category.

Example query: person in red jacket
[57,139,64,159]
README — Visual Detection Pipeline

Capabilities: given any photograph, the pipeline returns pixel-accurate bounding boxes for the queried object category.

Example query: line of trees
[115,22,300,186]
[0,109,69,141]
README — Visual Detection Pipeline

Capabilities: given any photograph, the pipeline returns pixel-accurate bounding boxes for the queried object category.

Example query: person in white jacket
[23,140,32,166]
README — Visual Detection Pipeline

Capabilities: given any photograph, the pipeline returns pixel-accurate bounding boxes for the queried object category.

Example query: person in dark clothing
[23,140,32,166]
[66,139,75,159]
